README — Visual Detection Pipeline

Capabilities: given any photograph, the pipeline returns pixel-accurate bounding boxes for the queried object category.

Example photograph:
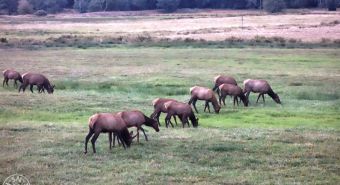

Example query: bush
[263,0,286,13]
[34,9,47,16]
[18,0,33,14]
[156,0,180,12]
[326,0,337,11]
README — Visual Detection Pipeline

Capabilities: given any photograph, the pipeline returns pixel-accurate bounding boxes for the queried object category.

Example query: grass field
[0,46,339,184]
[0,9,340,185]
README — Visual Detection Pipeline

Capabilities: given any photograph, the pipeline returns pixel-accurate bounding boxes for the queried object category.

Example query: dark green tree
[0,0,19,15]
[156,0,180,12]
[18,0,33,14]
[87,0,105,12]
[29,0,67,13]
[73,0,90,12]
[263,0,286,12]
[326,0,337,10]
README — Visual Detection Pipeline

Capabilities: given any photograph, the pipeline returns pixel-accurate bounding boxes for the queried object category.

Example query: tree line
[0,0,338,15]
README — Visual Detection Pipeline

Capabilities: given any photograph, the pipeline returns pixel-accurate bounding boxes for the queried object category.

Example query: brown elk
[212,75,237,95]
[189,86,221,114]
[150,98,179,126]
[18,73,55,94]
[164,101,198,128]
[84,113,132,154]
[2,69,23,88]
[110,110,159,148]
[218,84,248,107]
[243,79,281,104]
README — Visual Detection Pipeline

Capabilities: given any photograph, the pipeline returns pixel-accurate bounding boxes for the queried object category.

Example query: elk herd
[3,69,281,154]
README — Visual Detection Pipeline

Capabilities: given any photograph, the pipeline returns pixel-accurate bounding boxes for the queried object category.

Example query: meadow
[0,9,340,185]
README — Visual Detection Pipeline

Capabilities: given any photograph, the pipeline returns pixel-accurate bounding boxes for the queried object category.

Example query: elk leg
[18,84,22,92]
[236,96,239,106]
[137,127,140,143]
[262,94,265,103]
[245,91,251,100]
[112,133,116,147]
[155,112,161,126]
[188,97,194,105]
[216,88,220,97]
[166,113,174,128]
[117,133,122,146]
[219,94,222,105]
[117,132,126,149]
[173,115,178,126]
[223,96,226,106]
[140,127,148,141]
[108,132,112,150]
[179,115,186,128]
[91,132,100,153]
[233,97,236,107]
[84,129,94,154]
[256,93,262,103]
[190,98,199,113]
[164,117,168,128]
[183,115,190,127]
[30,84,34,93]
[14,80,17,88]
[2,78,6,87]
[151,109,160,126]
[205,101,211,113]
[19,83,27,92]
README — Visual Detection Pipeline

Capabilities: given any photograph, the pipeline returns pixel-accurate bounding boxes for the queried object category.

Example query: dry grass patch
[1,9,340,44]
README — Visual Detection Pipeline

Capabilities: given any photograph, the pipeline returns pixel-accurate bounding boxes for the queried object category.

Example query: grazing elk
[150,98,179,126]
[110,110,159,147]
[189,86,221,114]
[84,113,132,154]
[164,101,198,128]
[2,69,23,88]
[218,83,248,107]
[18,73,55,94]
[212,75,237,95]
[243,79,281,104]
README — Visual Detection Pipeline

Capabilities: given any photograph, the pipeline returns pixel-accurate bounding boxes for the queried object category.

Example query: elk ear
[52,85,55,88]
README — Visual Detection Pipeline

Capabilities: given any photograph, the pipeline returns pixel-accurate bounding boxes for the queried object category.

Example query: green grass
[0,47,339,184]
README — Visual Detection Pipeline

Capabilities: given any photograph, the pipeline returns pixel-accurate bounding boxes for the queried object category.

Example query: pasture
[0,10,340,185]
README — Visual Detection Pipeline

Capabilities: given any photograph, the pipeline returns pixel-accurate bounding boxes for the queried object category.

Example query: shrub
[156,0,180,12]
[34,9,47,16]
[18,0,33,14]
[263,0,286,13]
